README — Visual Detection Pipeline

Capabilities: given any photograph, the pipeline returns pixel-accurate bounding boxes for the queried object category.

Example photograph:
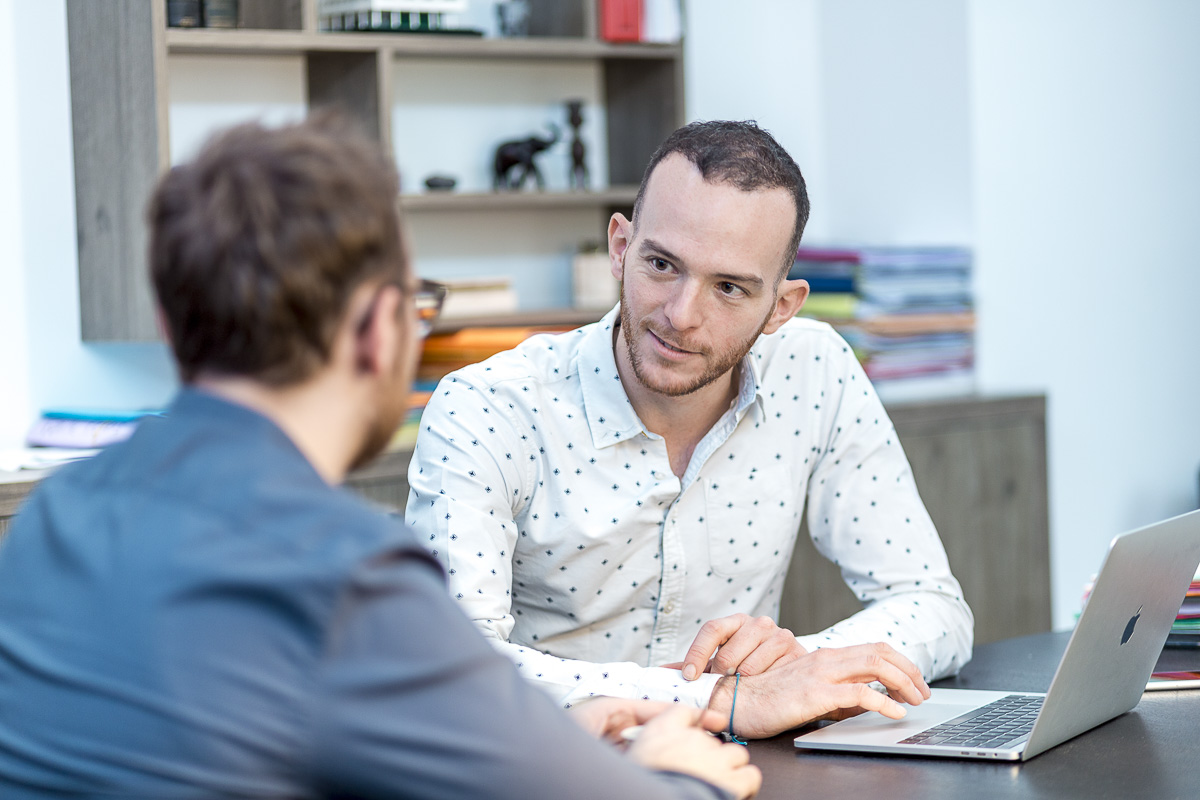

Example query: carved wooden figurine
[493,125,560,190]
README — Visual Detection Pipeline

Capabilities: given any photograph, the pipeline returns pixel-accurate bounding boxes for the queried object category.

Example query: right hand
[707,642,931,739]
[627,707,762,800]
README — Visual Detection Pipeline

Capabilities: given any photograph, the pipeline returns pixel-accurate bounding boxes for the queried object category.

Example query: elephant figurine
[493,125,560,191]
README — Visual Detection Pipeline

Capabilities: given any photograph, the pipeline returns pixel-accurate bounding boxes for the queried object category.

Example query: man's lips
[648,329,699,356]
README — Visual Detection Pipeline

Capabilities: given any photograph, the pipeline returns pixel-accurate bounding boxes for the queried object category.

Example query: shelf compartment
[167,29,680,61]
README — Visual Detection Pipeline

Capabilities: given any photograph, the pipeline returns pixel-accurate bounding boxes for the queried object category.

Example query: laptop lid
[1023,508,1200,758]
[793,509,1200,760]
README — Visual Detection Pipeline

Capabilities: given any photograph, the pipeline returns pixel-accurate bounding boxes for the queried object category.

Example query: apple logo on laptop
[1121,606,1142,645]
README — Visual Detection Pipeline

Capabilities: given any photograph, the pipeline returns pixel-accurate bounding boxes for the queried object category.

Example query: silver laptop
[794,509,1200,761]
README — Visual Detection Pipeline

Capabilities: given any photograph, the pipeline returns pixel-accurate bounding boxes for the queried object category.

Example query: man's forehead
[635,154,794,275]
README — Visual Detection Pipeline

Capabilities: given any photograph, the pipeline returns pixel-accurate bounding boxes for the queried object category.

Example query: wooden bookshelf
[64,0,683,341]
[166,28,681,60]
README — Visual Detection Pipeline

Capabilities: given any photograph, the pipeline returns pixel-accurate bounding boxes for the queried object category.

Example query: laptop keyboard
[899,694,1043,749]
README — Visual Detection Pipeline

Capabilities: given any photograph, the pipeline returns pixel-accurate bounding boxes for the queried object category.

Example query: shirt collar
[737,342,765,419]
[576,304,767,449]
[577,304,644,449]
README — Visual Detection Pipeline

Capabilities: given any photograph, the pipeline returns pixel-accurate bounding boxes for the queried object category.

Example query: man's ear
[352,283,405,376]
[762,278,810,335]
[608,213,632,281]
[154,305,173,348]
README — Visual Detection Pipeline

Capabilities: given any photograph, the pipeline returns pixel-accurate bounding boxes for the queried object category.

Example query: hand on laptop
[705,643,932,739]
[671,613,809,680]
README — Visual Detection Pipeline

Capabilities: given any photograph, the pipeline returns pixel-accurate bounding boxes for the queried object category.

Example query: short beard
[618,281,771,398]
[348,351,411,473]
[348,414,395,472]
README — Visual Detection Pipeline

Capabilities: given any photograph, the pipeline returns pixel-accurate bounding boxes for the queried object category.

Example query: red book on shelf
[600,0,642,42]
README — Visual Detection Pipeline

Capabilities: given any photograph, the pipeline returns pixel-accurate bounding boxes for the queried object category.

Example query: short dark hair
[632,120,810,278]
[147,112,405,386]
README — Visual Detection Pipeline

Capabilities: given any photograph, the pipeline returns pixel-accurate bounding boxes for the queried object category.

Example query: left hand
[703,643,930,739]
[567,697,727,744]
[665,613,808,681]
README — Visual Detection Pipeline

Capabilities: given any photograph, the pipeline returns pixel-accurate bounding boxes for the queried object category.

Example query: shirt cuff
[562,666,722,710]
[795,631,852,653]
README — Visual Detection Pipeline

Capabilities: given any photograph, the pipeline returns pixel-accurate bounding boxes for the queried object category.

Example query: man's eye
[719,282,744,296]
[650,258,671,271]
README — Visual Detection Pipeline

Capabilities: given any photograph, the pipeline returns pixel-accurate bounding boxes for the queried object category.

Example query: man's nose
[662,279,704,332]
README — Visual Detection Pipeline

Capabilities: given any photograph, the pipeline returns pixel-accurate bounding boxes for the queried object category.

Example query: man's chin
[633,364,710,398]
[348,409,406,473]
[347,435,390,473]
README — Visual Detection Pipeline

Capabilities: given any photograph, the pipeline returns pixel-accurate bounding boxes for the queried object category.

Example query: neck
[191,373,366,485]
[614,325,740,477]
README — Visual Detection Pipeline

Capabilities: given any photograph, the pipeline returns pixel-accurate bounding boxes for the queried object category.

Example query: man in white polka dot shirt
[407,121,972,739]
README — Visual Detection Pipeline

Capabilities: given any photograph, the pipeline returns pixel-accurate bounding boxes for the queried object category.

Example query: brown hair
[632,120,810,279]
[147,112,405,385]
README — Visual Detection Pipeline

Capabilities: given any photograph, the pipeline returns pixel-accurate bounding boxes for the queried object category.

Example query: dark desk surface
[749,631,1200,800]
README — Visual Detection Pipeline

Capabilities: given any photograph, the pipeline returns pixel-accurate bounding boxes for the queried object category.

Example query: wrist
[706,674,735,720]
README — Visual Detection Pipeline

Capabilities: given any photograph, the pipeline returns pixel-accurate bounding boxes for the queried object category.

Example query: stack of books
[26,408,162,449]
[791,245,975,400]
[439,277,519,320]
[790,247,858,321]
[1166,575,1200,648]
[3,408,163,472]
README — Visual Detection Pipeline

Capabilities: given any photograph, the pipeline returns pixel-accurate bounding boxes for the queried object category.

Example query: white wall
[0,0,33,448]
[684,0,1200,629]
[684,0,829,239]
[818,0,974,244]
[968,0,1200,626]
[6,0,177,449]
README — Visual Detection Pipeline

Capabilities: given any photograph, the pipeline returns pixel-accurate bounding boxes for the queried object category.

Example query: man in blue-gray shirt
[0,115,758,799]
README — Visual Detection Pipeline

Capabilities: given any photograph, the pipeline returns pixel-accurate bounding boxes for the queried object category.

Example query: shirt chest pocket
[704,471,801,579]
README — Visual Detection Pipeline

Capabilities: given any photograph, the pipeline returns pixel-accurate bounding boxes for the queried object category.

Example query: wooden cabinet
[778,394,1052,645]
[65,0,683,341]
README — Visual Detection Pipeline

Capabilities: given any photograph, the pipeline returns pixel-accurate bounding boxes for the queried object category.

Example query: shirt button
[663,601,676,615]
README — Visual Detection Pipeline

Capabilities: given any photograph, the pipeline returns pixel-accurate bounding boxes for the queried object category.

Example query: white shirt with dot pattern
[406,306,974,710]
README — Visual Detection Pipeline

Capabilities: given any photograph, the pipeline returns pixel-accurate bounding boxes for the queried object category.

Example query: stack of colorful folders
[1166,575,1200,648]
[790,245,975,401]
[26,408,162,449]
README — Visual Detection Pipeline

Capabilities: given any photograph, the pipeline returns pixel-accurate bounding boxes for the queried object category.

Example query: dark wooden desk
[748,632,1200,800]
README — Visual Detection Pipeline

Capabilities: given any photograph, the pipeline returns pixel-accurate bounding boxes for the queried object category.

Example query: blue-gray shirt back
[0,390,725,800]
